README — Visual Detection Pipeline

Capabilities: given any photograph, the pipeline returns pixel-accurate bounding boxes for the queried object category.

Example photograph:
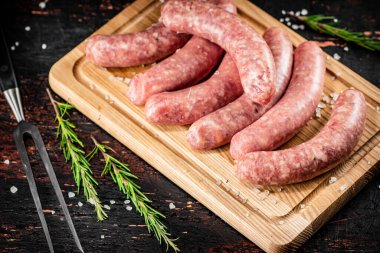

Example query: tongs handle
[0,25,24,122]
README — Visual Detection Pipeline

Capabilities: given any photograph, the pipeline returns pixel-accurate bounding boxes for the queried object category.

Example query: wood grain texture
[1,0,380,252]
[47,0,380,252]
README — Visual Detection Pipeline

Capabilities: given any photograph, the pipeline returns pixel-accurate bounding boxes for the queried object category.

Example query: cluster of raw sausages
[85,0,366,186]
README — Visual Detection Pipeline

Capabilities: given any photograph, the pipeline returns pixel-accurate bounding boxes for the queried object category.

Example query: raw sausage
[145,54,243,125]
[230,41,325,159]
[236,89,366,185]
[187,27,293,149]
[127,37,224,105]
[85,23,190,67]
[128,0,234,106]
[161,0,276,105]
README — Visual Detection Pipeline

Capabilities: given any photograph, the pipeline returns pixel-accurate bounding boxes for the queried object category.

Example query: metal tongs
[0,27,83,252]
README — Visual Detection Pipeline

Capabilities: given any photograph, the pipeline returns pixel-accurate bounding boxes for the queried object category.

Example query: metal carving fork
[0,27,83,252]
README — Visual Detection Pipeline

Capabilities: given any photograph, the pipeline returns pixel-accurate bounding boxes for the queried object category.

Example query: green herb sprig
[299,15,380,51]
[88,136,179,252]
[47,89,107,221]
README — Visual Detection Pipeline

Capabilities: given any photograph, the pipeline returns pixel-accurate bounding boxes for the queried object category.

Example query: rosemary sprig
[298,15,380,51]
[47,89,107,221]
[89,136,179,252]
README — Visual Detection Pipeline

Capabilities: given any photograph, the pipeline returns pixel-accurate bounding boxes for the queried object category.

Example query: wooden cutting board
[49,0,380,252]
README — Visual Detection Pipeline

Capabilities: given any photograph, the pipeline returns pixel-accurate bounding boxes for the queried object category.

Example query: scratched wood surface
[1,0,380,252]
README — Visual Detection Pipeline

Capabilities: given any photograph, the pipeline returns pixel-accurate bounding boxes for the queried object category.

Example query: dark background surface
[0,0,379,252]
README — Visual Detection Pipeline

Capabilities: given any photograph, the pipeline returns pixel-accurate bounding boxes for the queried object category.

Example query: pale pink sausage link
[230,41,325,159]
[236,89,366,185]
[187,27,293,150]
[145,54,243,125]
[85,23,190,67]
[161,0,276,105]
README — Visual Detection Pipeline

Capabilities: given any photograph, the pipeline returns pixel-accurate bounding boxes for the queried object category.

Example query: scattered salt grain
[315,107,321,118]
[110,200,116,205]
[367,160,372,165]
[299,24,305,30]
[276,187,283,192]
[333,18,338,23]
[318,102,326,109]
[330,92,339,101]
[301,9,308,15]
[333,53,341,60]
[291,24,299,30]
[289,11,294,15]
[89,198,95,205]
[329,176,337,184]
[11,46,15,51]
[68,192,75,198]
[378,185,380,189]
[285,17,290,22]
[286,22,291,26]
[279,18,284,22]
[278,220,285,225]
[101,235,105,239]
[169,203,176,209]
[339,184,348,192]
[263,190,270,196]
[15,41,19,46]
[39,2,46,9]
[376,105,380,112]
[41,43,47,50]
[126,205,133,211]
[124,199,130,204]
[281,10,286,15]
[295,11,300,16]
[51,210,55,214]
[322,95,331,103]
[343,46,349,52]
[4,159,10,165]
[271,199,278,205]
[300,204,306,209]
[104,204,111,210]
[331,75,336,81]
[25,26,31,31]
[10,186,18,193]
[78,201,83,207]
[252,187,261,194]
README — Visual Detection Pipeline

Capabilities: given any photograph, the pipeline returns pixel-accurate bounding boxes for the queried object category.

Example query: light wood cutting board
[49,0,380,252]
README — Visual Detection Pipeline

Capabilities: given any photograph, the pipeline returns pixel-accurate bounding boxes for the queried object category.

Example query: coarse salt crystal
[376,105,380,112]
[89,198,95,205]
[271,199,278,205]
[11,46,15,51]
[285,17,290,22]
[289,11,294,15]
[126,205,133,211]
[4,159,10,165]
[277,187,283,192]
[124,199,130,204]
[252,187,261,194]
[301,9,308,15]
[10,186,18,193]
[110,200,115,205]
[286,22,291,26]
[329,176,337,184]
[367,160,372,165]
[315,107,321,118]
[339,184,348,191]
[101,235,105,239]
[263,190,270,196]
[330,92,339,101]
[343,46,349,51]
[281,10,286,15]
[169,203,176,209]
[104,204,111,210]
[333,18,338,23]
[333,53,341,60]
[25,26,31,31]
[299,24,305,30]
[300,204,306,209]
[68,192,75,198]
[78,201,83,207]
[41,43,47,50]
[279,18,284,22]
[322,95,331,103]
[51,210,55,214]
[318,102,326,109]
[291,24,299,30]
[278,220,285,225]
[15,41,19,46]
[39,2,46,9]
[331,75,336,81]
[295,11,300,16]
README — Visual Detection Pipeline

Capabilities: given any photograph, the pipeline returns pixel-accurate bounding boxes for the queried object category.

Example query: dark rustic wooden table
[1,0,379,252]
